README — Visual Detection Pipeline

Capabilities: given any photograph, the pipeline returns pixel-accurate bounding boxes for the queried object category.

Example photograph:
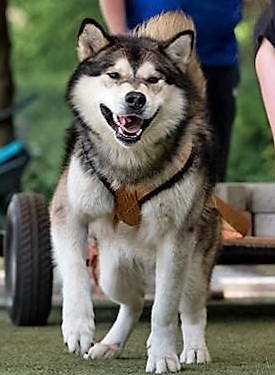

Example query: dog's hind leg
[85,247,145,360]
[86,303,143,359]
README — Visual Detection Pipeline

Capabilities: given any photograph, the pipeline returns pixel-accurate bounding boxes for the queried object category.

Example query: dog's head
[67,16,195,148]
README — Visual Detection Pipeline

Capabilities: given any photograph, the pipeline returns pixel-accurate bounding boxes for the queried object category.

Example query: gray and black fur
[50,12,221,374]
[64,21,217,190]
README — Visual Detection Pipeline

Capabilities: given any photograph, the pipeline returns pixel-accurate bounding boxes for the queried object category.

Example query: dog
[50,11,220,374]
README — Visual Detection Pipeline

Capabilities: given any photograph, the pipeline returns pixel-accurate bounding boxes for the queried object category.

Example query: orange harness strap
[209,195,250,238]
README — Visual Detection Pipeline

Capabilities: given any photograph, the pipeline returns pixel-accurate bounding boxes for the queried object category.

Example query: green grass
[1,303,275,375]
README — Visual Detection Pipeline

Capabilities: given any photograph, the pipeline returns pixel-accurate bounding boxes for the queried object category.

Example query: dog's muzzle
[100,94,158,146]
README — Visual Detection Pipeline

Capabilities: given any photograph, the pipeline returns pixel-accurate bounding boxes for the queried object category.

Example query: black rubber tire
[4,193,53,326]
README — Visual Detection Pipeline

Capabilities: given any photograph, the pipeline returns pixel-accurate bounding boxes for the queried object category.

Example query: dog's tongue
[114,115,143,134]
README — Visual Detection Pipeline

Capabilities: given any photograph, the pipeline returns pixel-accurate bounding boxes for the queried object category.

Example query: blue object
[0,140,23,165]
[126,0,242,66]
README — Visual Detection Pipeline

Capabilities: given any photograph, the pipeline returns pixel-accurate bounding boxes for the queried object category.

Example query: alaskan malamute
[50,12,220,373]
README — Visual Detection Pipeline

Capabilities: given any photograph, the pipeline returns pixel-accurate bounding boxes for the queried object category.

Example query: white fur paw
[146,353,181,374]
[180,346,210,364]
[84,342,122,360]
[62,316,95,354]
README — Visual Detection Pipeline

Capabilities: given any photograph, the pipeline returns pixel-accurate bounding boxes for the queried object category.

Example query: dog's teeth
[113,114,127,127]
[119,116,126,126]
[118,127,132,138]
[113,114,119,125]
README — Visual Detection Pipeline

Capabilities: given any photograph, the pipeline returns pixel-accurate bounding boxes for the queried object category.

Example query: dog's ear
[163,30,194,66]
[77,18,111,62]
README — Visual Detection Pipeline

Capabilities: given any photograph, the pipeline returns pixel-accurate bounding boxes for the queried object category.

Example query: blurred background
[1,0,274,204]
[0,0,275,332]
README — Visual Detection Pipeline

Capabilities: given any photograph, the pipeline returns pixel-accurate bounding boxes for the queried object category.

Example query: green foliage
[9,0,104,199]
[7,0,275,200]
[11,0,103,73]
[227,9,275,182]
[227,57,275,181]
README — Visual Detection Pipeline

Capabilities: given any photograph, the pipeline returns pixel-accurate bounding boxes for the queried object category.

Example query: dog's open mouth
[100,104,156,145]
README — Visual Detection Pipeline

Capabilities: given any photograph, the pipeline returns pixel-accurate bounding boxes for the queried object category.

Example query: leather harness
[80,131,250,235]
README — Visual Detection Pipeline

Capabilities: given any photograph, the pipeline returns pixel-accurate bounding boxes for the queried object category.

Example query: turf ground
[0,301,275,375]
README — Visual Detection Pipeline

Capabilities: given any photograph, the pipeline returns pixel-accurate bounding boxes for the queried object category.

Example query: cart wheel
[4,193,53,326]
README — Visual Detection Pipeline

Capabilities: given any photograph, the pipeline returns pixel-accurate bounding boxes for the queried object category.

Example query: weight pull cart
[0,97,53,326]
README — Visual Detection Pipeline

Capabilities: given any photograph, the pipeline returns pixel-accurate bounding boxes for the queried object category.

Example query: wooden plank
[223,236,275,248]
[219,236,275,265]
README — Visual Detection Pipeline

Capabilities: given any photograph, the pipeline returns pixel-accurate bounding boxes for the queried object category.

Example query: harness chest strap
[81,127,250,235]
[114,189,250,235]
[114,187,147,226]
[113,157,250,237]
[114,142,194,226]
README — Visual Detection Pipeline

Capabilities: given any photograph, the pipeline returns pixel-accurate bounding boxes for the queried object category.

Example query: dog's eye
[146,76,160,84]
[107,72,121,80]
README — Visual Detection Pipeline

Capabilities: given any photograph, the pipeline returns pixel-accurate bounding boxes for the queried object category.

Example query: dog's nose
[125,91,146,110]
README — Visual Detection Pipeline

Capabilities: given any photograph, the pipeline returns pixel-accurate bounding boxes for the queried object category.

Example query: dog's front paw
[180,346,210,364]
[146,353,181,373]
[84,342,122,360]
[146,324,179,373]
[62,315,95,354]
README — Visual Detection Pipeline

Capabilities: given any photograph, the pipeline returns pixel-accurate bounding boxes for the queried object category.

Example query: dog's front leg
[146,235,185,374]
[51,208,94,354]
